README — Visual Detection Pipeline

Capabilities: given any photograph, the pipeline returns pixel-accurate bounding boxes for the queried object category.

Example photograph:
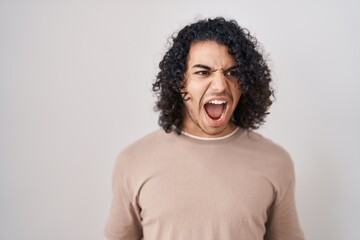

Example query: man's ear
[180,84,190,101]
[178,76,190,101]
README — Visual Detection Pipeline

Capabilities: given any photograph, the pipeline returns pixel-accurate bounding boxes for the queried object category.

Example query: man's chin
[197,123,231,138]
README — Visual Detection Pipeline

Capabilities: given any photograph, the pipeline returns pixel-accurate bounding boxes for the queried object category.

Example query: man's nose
[210,72,227,92]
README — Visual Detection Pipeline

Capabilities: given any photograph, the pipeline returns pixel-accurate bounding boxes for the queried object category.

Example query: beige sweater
[104,128,304,240]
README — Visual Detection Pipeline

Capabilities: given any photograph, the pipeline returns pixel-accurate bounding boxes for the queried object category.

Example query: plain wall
[1,0,359,239]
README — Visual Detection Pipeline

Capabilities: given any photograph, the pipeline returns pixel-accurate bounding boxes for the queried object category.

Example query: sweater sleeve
[264,177,304,240]
[104,155,143,240]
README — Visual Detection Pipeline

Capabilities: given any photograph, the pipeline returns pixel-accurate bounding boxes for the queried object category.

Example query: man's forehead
[187,40,235,67]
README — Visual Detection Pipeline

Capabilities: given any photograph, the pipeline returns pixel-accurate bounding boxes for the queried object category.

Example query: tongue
[205,103,224,120]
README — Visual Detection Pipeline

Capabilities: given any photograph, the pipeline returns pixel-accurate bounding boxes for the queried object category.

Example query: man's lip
[202,97,231,122]
[202,97,231,106]
[203,103,228,124]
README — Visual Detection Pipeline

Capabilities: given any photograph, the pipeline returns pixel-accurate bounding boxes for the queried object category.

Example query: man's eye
[195,71,210,76]
[225,70,238,77]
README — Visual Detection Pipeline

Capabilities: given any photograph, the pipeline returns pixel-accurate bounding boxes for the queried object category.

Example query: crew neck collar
[181,127,240,141]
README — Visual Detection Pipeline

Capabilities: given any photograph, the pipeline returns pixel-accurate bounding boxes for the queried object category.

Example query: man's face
[182,41,241,138]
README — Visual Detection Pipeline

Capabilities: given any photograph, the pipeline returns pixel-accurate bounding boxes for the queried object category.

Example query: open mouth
[204,99,227,120]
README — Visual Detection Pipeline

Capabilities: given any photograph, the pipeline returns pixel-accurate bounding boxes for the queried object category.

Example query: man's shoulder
[114,128,172,167]
[123,128,171,151]
[243,130,295,176]
[244,130,291,156]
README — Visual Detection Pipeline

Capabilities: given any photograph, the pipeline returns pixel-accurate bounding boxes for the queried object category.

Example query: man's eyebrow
[192,64,238,71]
[224,65,238,71]
[192,64,212,71]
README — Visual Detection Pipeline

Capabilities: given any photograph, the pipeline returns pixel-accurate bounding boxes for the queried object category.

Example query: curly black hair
[152,17,273,135]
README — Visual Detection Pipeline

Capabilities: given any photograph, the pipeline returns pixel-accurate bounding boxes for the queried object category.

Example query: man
[105,17,304,240]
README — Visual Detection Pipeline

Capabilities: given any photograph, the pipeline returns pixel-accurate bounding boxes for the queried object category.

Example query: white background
[1,0,359,239]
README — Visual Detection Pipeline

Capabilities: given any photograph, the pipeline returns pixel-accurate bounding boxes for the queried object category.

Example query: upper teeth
[208,100,226,104]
